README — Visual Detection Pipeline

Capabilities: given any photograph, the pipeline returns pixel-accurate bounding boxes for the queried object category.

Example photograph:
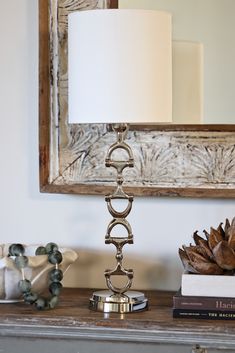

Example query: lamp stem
[105,123,134,294]
[89,124,148,313]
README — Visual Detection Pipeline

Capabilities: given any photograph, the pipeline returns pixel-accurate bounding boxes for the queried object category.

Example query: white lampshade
[68,9,172,124]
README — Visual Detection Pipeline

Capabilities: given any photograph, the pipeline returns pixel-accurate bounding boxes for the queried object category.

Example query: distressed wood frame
[39,0,235,198]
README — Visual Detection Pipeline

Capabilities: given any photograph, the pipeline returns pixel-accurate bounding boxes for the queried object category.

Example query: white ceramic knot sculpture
[0,244,78,302]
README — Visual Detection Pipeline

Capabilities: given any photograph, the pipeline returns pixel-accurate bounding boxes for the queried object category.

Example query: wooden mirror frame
[39,0,235,198]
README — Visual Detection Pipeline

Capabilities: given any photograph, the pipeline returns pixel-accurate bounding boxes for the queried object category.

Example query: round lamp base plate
[89,290,148,313]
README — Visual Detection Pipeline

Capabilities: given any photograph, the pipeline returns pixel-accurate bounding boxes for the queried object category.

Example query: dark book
[173,289,235,311]
[173,308,235,320]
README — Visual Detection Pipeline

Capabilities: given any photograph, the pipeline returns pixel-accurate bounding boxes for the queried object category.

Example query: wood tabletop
[0,288,235,349]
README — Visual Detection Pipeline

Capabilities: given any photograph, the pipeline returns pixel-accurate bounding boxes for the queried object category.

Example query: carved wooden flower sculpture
[179,217,235,275]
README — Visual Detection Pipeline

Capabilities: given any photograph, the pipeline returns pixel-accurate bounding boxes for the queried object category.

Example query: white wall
[0,0,234,292]
[120,0,235,124]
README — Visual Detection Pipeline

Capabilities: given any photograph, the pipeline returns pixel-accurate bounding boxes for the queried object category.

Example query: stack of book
[173,289,235,320]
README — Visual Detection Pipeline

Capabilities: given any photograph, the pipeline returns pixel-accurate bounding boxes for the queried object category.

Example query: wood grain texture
[39,0,235,198]
[39,0,50,189]
[1,288,235,351]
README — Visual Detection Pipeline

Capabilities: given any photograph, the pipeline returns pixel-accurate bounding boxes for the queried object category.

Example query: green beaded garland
[35,246,47,255]
[35,297,47,310]
[49,268,63,282]
[48,250,62,265]
[23,292,38,304]
[48,295,59,309]
[18,279,31,293]
[49,282,62,296]
[9,243,25,256]
[9,242,63,311]
[45,242,59,253]
[15,255,28,269]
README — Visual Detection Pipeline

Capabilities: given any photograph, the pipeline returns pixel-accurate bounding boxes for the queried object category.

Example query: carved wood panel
[39,0,235,198]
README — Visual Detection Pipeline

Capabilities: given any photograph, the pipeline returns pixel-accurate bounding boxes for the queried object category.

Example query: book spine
[173,297,235,311]
[173,309,235,320]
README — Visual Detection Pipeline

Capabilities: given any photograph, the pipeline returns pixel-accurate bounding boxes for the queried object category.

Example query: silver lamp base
[89,290,148,313]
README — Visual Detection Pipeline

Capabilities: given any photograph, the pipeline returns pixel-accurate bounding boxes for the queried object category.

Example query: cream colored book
[182,273,235,298]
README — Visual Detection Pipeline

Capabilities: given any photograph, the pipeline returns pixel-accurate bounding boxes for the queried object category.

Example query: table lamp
[68,9,172,313]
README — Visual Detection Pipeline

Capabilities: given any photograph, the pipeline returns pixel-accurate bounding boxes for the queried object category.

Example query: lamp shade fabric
[68,9,172,124]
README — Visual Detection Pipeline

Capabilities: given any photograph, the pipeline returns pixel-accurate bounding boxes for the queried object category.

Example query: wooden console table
[0,288,235,353]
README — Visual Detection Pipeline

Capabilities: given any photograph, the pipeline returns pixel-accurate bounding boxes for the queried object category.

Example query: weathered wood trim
[1,289,235,350]
[0,323,233,349]
[109,0,119,8]
[131,124,235,132]
[39,0,235,198]
[40,183,235,198]
[39,0,50,191]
